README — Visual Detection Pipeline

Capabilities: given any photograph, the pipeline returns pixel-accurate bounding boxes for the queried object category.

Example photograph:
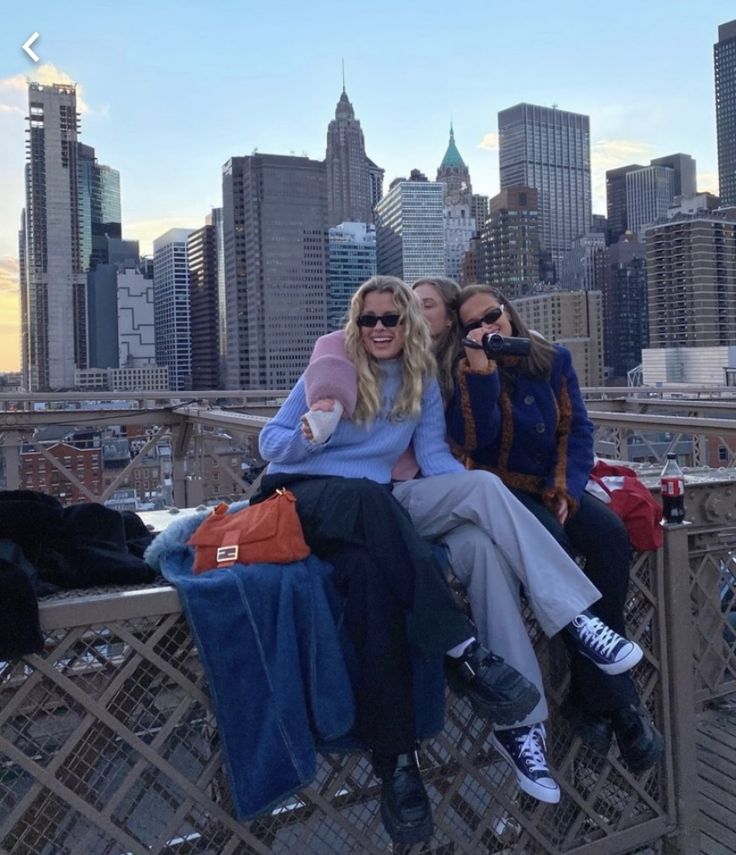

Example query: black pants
[258,474,474,753]
[511,490,640,715]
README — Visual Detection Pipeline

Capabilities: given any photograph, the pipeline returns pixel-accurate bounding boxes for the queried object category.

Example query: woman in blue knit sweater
[450,284,664,774]
[259,276,539,845]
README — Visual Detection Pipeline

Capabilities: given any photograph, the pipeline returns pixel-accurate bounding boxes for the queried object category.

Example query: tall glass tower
[153,229,195,391]
[23,83,86,390]
[375,173,445,281]
[715,20,736,207]
[327,222,376,330]
[498,103,592,276]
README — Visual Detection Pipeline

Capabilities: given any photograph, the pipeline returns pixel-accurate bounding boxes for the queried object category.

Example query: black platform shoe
[445,641,540,724]
[374,750,433,845]
[611,704,664,773]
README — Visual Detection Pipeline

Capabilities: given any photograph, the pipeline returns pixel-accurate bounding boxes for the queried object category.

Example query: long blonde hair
[412,277,462,404]
[345,276,436,424]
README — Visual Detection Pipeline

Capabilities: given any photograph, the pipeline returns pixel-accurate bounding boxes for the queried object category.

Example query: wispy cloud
[478,131,499,152]
[0,64,92,114]
[697,170,719,195]
[0,263,20,371]
[590,138,654,173]
[0,257,19,293]
[126,217,202,256]
[590,138,655,214]
[0,289,20,371]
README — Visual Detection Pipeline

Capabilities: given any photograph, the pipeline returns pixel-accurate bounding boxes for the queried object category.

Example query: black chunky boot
[373,749,433,844]
[445,641,540,724]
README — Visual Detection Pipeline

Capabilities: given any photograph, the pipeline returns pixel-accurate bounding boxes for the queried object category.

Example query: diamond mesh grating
[689,534,736,702]
[0,550,672,854]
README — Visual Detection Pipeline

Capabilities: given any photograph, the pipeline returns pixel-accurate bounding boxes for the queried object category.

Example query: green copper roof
[440,124,466,169]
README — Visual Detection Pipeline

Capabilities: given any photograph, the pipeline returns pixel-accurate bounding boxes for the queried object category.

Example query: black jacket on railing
[0,490,155,659]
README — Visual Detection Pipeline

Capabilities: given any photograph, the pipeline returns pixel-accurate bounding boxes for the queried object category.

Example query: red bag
[187,489,311,573]
[585,460,663,552]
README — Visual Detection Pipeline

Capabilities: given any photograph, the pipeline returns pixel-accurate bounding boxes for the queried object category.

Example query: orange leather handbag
[187,489,311,574]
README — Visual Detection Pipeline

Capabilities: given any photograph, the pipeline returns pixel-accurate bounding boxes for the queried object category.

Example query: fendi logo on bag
[216,545,239,564]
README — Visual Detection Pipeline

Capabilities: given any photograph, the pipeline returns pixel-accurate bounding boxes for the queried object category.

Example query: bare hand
[556,497,569,525]
[463,330,491,371]
[300,414,314,441]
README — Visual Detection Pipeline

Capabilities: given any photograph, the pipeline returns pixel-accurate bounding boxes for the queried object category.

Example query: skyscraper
[78,143,121,270]
[222,154,328,389]
[603,235,648,381]
[325,89,380,226]
[498,103,592,275]
[626,165,676,236]
[715,20,736,207]
[437,126,475,280]
[514,290,604,386]
[650,153,697,198]
[18,209,27,381]
[153,228,195,390]
[375,172,445,281]
[645,209,736,348]
[607,154,696,242]
[86,240,158,376]
[471,194,489,235]
[22,83,87,390]
[366,157,385,211]
[559,232,606,293]
[483,186,540,298]
[187,224,220,390]
[606,164,644,245]
[211,207,227,386]
[328,222,376,330]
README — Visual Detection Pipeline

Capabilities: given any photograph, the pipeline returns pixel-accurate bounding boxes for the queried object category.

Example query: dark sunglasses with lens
[357,313,402,328]
[462,305,505,335]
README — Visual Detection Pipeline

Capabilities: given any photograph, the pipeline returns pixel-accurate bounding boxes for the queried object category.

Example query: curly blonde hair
[345,276,436,424]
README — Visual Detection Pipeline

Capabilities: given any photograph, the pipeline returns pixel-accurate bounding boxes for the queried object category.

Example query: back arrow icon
[22,32,40,63]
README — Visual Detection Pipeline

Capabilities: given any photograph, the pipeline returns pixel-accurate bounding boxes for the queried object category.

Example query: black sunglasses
[462,305,505,335]
[357,313,402,328]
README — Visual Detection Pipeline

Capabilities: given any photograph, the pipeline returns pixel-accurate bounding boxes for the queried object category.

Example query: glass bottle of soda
[660,453,686,524]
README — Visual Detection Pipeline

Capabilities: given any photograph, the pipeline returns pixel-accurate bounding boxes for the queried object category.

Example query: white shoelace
[514,724,549,774]
[573,614,623,658]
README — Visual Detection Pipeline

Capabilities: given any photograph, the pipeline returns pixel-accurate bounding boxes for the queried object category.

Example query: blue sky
[0,0,734,369]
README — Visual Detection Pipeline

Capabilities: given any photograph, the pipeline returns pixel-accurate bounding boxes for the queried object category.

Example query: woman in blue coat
[449,284,663,774]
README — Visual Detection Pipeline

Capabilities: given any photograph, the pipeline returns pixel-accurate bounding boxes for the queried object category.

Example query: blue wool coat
[161,548,356,820]
[448,344,595,509]
[148,507,447,820]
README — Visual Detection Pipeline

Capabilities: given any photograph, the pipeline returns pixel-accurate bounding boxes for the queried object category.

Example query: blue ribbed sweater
[260,358,463,483]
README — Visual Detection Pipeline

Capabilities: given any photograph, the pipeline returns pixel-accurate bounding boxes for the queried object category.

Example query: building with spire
[437,125,475,280]
[437,124,472,206]
[325,87,382,226]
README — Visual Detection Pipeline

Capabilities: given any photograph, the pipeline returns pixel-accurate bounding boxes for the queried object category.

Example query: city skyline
[1,0,735,371]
